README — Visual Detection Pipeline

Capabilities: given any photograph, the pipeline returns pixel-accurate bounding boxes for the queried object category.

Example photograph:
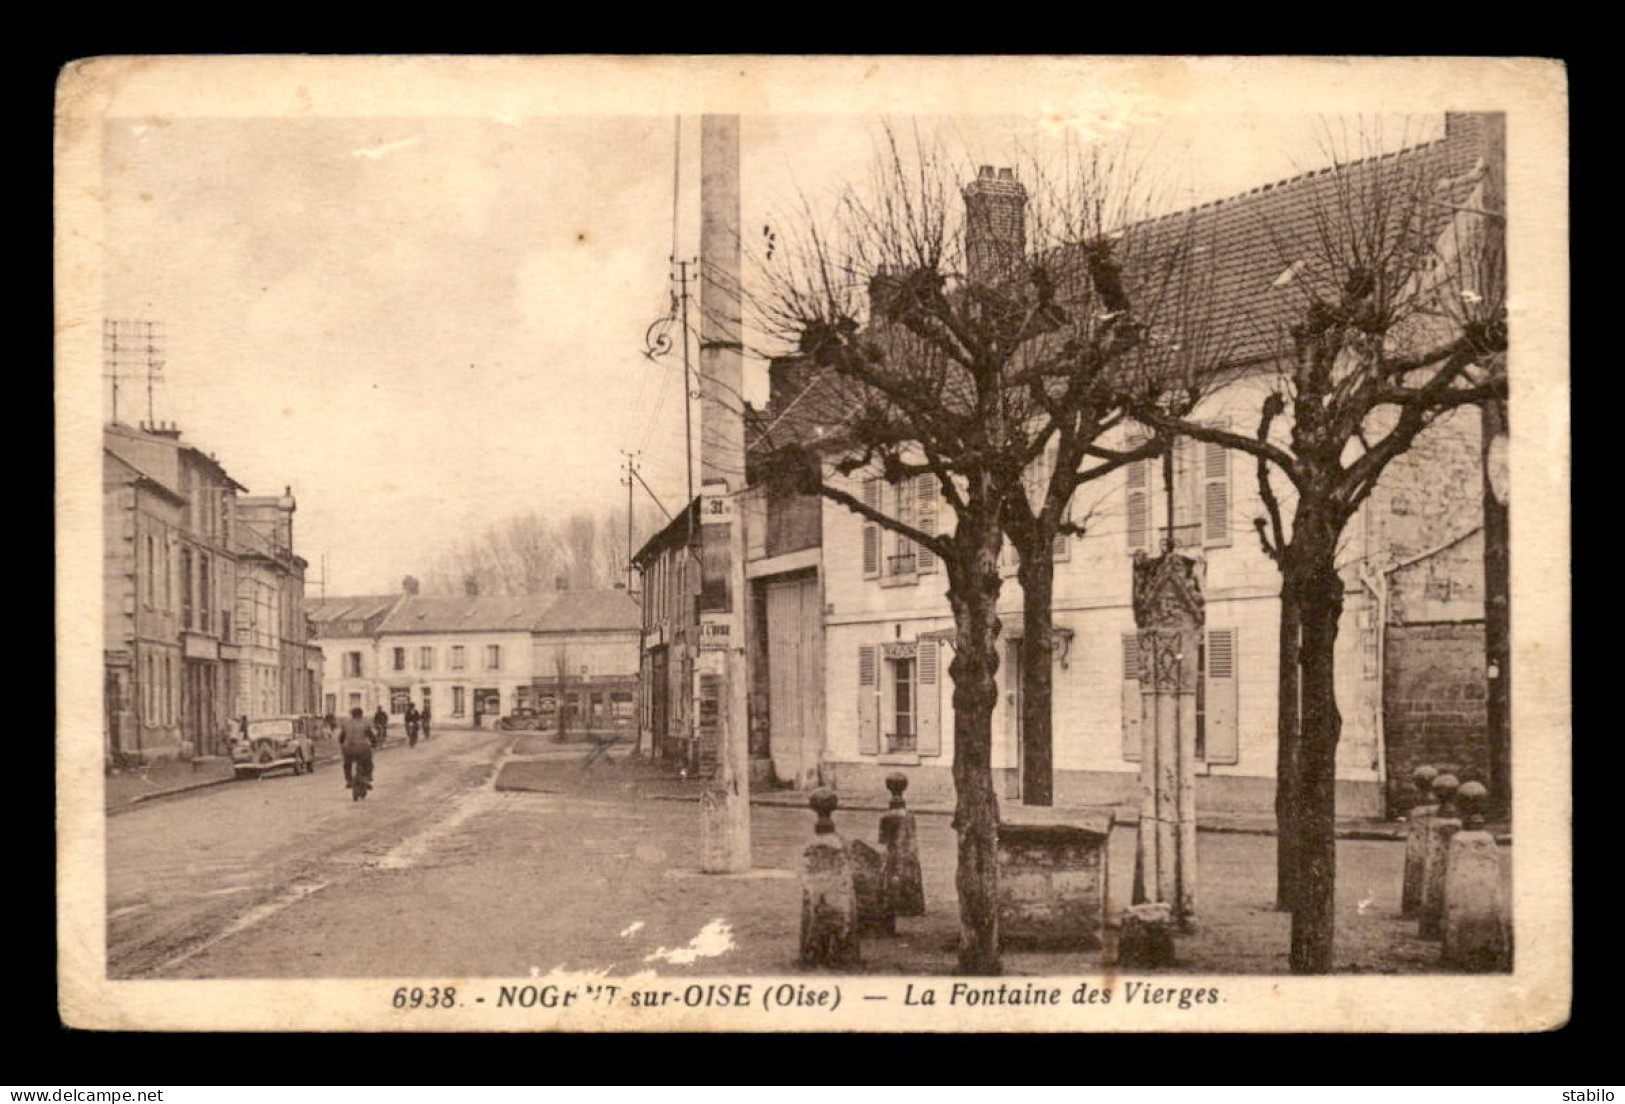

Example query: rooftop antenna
[104,319,163,426]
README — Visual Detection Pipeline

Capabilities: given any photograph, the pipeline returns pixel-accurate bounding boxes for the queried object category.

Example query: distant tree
[422,506,659,597]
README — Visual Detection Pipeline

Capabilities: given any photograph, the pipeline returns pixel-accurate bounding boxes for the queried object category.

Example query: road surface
[107,729,511,979]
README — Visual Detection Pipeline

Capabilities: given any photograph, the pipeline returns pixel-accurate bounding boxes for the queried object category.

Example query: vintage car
[231,715,319,779]
[495,705,543,731]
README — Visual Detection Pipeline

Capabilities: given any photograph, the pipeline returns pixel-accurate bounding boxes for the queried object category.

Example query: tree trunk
[947,511,1006,975]
[1016,553,1055,807]
[1274,591,1302,912]
[1287,556,1345,974]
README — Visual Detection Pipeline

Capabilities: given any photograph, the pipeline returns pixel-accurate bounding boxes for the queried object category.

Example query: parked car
[496,706,543,731]
[231,715,318,780]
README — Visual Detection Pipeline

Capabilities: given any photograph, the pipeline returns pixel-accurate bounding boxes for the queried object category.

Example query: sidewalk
[526,748,1426,841]
[487,749,1459,974]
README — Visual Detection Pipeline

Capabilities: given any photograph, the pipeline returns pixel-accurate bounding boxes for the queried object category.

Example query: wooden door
[766,575,822,788]
[766,579,804,786]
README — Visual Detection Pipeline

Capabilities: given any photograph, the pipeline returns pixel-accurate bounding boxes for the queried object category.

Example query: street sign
[701,491,735,521]
[698,615,731,650]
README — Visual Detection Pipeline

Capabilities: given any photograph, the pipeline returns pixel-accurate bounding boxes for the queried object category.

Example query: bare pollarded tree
[748,125,1222,973]
[1132,115,1507,973]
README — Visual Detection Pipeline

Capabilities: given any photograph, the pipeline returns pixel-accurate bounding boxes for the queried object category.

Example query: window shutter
[916,639,941,755]
[1121,633,1143,762]
[1205,627,1239,764]
[914,475,937,573]
[862,478,881,579]
[1125,442,1151,554]
[857,644,880,755]
[1202,428,1232,548]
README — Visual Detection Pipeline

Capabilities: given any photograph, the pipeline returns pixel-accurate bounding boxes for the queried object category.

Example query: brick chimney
[463,575,479,597]
[962,165,1028,283]
[401,575,420,595]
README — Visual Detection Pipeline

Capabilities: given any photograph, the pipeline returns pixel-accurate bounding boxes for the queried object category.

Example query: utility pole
[696,113,751,874]
[621,451,639,591]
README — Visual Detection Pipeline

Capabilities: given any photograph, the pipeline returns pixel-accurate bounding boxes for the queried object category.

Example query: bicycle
[350,755,373,801]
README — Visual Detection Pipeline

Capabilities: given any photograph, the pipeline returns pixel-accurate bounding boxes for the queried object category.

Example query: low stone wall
[996,809,1113,950]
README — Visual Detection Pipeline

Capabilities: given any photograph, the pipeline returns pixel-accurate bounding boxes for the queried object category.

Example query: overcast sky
[101,110,1444,595]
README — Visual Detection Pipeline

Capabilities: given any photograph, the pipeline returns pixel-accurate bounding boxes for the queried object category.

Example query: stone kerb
[995,807,1114,950]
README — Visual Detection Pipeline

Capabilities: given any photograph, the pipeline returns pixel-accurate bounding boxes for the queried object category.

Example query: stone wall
[1383,621,1488,814]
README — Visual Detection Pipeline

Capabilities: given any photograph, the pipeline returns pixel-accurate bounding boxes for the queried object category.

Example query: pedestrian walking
[339,707,375,791]
[421,704,432,740]
[405,704,420,748]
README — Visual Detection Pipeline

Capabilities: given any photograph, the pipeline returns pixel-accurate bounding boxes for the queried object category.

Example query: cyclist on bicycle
[341,707,375,791]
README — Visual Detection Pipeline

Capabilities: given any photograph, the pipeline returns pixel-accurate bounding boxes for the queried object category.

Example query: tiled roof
[307,595,401,625]
[750,116,1489,459]
[377,594,561,635]
[533,588,641,633]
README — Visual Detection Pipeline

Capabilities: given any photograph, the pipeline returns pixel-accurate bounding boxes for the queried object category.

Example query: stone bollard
[1117,902,1177,968]
[879,773,926,919]
[849,839,891,935]
[1418,774,1462,939]
[1400,765,1440,918]
[799,788,860,967]
[1441,781,1513,972]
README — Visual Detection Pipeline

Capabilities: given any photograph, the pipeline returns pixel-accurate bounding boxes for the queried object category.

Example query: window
[452,686,466,716]
[162,538,172,610]
[1125,427,1232,554]
[1120,627,1239,764]
[450,645,466,670]
[486,645,501,670]
[344,652,363,678]
[857,641,941,757]
[889,656,916,752]
[144,534,155,607]
[198,554,211,633]
[418,646,434,671]
[348,691,362,711]
[864,474,938,582]
[392,647,406,671]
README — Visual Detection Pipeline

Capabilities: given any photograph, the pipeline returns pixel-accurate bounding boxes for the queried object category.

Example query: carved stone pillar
[1130,549,1204,927]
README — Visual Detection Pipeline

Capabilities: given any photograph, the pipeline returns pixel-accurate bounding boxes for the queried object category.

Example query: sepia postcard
[55,55,1571,1032]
